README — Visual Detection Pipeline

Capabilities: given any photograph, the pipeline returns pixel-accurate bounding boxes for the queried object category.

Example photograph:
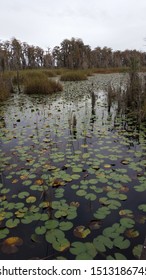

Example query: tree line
[0,37,146,71]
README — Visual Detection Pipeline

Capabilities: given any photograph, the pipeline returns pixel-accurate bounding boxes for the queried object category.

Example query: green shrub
[24,76,63,95]
[60,70,87,81]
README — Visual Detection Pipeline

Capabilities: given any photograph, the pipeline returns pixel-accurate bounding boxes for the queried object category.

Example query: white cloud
[0,0,146,51]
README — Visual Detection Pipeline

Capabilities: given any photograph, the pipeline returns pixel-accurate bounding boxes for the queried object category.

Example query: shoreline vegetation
[0,37,146,119]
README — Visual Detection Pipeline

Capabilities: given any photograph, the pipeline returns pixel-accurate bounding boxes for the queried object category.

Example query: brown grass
[0,75,12,101]
[24,75,63,95]
[60,70,87,81]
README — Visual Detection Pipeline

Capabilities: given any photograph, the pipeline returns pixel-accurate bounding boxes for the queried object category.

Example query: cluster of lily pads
[0,73,146,259]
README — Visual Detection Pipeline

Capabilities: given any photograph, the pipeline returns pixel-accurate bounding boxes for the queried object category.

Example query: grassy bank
[60,70,88,81]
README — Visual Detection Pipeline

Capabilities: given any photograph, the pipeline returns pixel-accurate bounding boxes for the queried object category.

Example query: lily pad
[73,226,91,238]
[59,221,73,231]
[5,219,20,228]
[107,253,127,260]
[45,220,59,229]
[76,190,87,196]
[1,236,23,254]
[18,192,30,199]
[85,193,96,201]
[119,209,133,217]
[103,224,125,239]
[0,228,9,239]
[52,238,70,252]
[138,204,146,212]
[120,217,135,228]
[26,196,36,203]
[45,229,65,243]
[132,244,143,259]
[93,235,113,252]
[35,226,46,235]
[70,242,97,259]
[113,236,130,249]
[125,229,139,238]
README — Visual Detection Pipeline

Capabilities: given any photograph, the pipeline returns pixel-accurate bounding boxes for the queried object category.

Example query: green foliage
[60,70,87,81]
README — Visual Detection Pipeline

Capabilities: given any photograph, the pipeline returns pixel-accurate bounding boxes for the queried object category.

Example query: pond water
[0,73,146,260]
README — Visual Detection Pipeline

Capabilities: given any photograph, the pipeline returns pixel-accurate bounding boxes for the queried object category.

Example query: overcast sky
[0,0,146,52]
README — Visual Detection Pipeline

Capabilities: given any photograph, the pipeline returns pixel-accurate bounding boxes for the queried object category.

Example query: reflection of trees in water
[90,83,96,131]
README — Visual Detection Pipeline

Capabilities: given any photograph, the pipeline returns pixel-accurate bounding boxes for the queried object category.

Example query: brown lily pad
[1,237,23,254]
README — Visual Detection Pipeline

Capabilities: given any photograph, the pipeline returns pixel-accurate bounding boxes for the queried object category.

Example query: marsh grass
[24,75,63,95]
[0,76,12,101]
[41,69,56,77]
[60,70,87,81]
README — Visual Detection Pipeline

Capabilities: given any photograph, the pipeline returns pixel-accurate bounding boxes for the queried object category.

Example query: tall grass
[42,69,57,77]
[60,70,87,81]
[0,75,12,101]
[24,74,63,95]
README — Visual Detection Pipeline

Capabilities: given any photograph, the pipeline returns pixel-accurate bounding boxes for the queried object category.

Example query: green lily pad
[93,235,113,252]
[76,190,87,196]
[132,244,143,259]
[0,228,9,239]
[6,218,20,228]
[138,204,146,212]
[35,226,46,235]
[15,202,25,209]
[45,220,59,229]
[70,242,97,259]
[107,253,127,260]
[134,184,146,192]
[52,238,70,252]
[40,213,50,221]
[45,229,65,243]
[103,224,125,239]
[72,167,82,173]
[18,192,29,199]
[85,193,96,201]
[6,203,15,210]
[71,174,80,180]
[59,221,73,231]
[94,207,111,220]
[113,236,130,249]
[26,196,36,203]
[120,217,135,228]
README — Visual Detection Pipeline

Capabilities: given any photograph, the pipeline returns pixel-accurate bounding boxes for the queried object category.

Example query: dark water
[0,74,146,260]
